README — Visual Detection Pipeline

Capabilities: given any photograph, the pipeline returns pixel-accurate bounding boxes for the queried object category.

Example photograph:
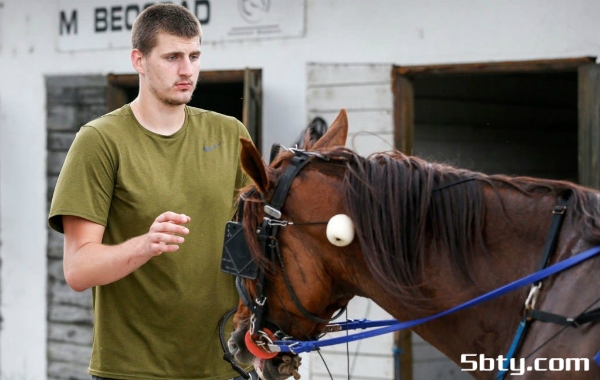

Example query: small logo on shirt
[203,142,223,152]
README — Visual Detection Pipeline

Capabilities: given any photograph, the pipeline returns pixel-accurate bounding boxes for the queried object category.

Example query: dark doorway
[393,58,597,184]
[411,71,578,181]
[189,81,243,121]
[108,69,262,151]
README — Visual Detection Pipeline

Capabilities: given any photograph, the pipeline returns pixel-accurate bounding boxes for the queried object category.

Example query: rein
[262,243,600,354]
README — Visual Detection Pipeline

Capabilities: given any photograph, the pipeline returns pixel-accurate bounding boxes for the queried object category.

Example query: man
[49,4,252,379]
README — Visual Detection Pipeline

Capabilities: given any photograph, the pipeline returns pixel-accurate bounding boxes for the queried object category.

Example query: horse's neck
[431,189,596,365]
[375,190,578,365]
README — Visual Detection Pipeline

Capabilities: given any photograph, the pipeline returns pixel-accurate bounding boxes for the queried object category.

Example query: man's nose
[179,59,193,77]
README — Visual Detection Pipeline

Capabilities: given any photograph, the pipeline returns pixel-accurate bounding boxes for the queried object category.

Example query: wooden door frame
[392,56,598,185]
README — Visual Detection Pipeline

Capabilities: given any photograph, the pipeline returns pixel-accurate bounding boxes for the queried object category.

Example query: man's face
[142,32,201,106]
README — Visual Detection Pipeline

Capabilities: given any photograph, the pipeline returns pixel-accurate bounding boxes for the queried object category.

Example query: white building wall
[2,0,600,378]
[306,63,397,380]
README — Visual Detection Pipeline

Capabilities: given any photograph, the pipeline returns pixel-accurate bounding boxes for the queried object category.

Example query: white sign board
[57,0,305,52]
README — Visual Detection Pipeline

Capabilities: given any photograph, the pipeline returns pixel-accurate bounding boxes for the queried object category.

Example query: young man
[49,4,253,379]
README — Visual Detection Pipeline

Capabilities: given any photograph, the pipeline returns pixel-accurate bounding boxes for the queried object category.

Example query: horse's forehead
[299,164,344,189]
[282,171,346,223]
[263,154,348,225]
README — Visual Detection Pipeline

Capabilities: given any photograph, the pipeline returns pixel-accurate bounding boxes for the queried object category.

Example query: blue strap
[274,245,600,354]
[594,351,600,367]
[496,318,527,379]
[326,318,399,331]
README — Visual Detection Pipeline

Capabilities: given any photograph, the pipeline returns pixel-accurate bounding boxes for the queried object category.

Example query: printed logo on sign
[461,354,590,376]
[238,0,270,24]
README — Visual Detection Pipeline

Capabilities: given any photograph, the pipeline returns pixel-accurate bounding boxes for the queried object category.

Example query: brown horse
[227,109,600,379]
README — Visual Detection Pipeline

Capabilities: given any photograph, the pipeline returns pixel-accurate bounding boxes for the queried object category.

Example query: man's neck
[130,96,186,136]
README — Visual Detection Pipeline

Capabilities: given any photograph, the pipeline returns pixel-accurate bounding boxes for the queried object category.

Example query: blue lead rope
[272,245,600,354]
[496,319,527,379]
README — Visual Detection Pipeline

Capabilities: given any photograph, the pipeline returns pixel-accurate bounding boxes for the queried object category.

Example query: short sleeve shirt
[49,105,252,379]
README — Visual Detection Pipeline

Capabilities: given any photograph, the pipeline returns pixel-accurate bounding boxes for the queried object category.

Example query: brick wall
[46,75,108,380]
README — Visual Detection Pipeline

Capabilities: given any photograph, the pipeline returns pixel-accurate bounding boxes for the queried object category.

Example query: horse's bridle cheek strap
[247,151,347,341]
[246,154,312,337]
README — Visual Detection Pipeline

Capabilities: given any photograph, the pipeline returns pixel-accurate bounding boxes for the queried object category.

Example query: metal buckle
[264,217,292,227]
[324,324,343,333]
[264,205,282,219]
[255,330,275,344]
[553,205,567,215]
[255,296,267,307]
[250,329,278,353]
[524,283,542,316]
[266,344,282,353]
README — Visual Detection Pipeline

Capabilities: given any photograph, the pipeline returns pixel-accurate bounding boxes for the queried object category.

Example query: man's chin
[164,97,192,106]
[160,91,194,106]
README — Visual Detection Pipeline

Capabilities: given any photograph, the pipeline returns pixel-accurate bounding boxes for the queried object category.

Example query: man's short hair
[132,4,202,55]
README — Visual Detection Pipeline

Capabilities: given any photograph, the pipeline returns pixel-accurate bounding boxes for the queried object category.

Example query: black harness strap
[499,191,572,379]
[236,277,255,314]
[270,154,311,211]
[250,153,312,336]
[518,189,600,328]
[219,307,251,379]
[527,306,600,327]
[534,193,571,277]
[525,190,600,328]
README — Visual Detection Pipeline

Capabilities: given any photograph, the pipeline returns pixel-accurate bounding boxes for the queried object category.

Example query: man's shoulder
[186,106,240,125]
[185,106,250,140]
[86,105,134,130]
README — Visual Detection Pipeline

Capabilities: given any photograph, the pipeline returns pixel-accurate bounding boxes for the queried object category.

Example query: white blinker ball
[326,214,355,247]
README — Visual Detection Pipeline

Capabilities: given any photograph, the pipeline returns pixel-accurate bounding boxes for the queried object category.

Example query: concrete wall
[46,76,106,379]
[2,0,600,378]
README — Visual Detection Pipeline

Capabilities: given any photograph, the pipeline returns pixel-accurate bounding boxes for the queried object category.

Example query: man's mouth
[175,81,193,90]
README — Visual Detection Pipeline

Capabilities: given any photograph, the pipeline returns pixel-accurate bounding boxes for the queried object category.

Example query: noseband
[221,148,346,358]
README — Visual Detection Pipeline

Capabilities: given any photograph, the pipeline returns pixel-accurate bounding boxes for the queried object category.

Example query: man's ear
[131,49,144,75]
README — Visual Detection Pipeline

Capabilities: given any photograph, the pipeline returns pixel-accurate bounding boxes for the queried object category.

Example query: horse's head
[227,110,360,379]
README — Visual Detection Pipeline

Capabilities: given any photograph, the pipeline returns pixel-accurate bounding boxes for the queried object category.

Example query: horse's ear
[240,137,271,194]
[311,109,348,150]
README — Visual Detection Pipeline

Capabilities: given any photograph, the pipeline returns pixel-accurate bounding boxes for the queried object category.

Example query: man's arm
[62,212,191,292]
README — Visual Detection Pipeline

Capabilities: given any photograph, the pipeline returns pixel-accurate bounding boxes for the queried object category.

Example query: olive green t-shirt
[49,105,252,380]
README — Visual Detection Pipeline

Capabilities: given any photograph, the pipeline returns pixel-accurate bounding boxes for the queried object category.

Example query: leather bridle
[221,148,346,358]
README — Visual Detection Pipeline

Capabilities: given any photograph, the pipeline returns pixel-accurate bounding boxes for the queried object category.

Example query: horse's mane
[334,147,600,306]
[242,146,600,308]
